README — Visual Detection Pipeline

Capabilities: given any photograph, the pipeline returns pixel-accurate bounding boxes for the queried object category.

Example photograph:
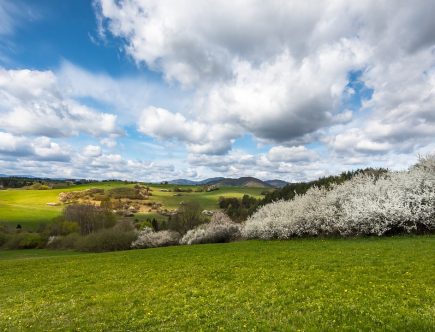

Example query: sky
[0,0,435,182]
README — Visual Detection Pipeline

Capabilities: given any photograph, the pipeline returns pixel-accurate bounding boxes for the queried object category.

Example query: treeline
[0,177,138,189]
[261,167,388,204]
[218,195,260,222]
[219,168,388,221]
[0,177,77,189]
[0,177,35,188]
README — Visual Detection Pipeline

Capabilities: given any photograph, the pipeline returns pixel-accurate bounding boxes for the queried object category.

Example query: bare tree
[63,204,116,235]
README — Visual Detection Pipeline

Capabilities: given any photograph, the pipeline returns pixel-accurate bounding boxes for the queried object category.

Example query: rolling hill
[168,176,286,188]
[0,181,267,228]
[168,177,225,186]
[209,177,272,188]
[264,179,288,188]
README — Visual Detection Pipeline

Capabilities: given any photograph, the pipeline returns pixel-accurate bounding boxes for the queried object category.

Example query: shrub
[63,204,116,235]
[243,156,435,239]
[93,193,107,201]
[243,186,338,239]
[48,217,80,236]
[415,154,435,172]
[4,232,46,249]
[109,187,142,199]
[46,233,81,250]
[333,167,435,235]
[180,212,241,245]
[166,201,206,234]
[151,218,159,231]
[0,225,10,247]
[131,229,181,249]
[0,232,9,247]
[174,187,193,192]
[76,228,137,252]
[113,220,136,232]
[100,197,112,209]
[210,211,233,224]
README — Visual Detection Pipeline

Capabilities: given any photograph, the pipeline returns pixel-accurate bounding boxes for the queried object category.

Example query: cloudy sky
[0,0,434,182]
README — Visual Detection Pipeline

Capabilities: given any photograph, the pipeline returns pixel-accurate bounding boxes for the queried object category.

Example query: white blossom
[131,228,180,248]
[243,155,435,239]
[180,212,241,245]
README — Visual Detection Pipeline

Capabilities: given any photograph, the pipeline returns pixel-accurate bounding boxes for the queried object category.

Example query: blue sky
[0,0,434,181]
[3,1,135,75]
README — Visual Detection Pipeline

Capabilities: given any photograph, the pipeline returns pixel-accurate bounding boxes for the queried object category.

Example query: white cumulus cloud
[96,0,435,162]
[0,67,120,138]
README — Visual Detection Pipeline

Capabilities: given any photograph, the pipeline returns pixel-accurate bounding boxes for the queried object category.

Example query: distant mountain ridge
[168,177,225,186]
[0,174,288,188]
[264,179,288,188]
[168,176,288,188]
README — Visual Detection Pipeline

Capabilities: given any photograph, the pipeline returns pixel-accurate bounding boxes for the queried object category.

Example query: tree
[166,201,205,234]
[63,204,116,235]
[218,195,260,222]
[243,156,435,239]
[151,218,159,231]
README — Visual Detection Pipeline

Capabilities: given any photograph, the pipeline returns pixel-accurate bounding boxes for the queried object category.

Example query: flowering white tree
[180,212,241,245]
[243,155,435,239]
[131,228,180,248]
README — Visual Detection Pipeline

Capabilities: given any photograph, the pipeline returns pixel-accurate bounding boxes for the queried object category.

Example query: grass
[0,182,130,227]
[0,249,85,260]
[147,185,266,210]
[0,182,266,228]
[0,236,434,331]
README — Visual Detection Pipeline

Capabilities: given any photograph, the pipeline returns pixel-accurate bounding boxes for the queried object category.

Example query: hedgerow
[243,155,435,239]
[46,233,81,250]
[180,212,241,245]
[75,228,137,252]
[3,232,47,249]
[131,229,181,249]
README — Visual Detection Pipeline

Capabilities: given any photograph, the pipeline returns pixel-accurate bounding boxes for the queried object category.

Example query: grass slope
[0,182,266,227]
[0,182,127,227]
[1,236,434,331]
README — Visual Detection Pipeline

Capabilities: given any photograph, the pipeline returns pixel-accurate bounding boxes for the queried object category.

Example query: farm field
[0,236,434,331]
[0,182,267,228]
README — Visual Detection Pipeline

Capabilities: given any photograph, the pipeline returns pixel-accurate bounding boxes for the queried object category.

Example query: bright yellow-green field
[0,182,266,228]
[0,237,434,331]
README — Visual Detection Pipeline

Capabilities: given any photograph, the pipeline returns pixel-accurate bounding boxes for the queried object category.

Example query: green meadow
[0,182,266,228]
[0,182,126,227]
[0,236,434,331]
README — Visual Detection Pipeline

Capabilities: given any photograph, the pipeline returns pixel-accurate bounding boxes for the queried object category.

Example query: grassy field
[0,182,267,228]
[0,236,434,331]
[0,182,129,227]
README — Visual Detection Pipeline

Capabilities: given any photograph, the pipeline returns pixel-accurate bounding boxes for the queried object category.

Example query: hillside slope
[210,177,272,188]
[169,177,282,188]
[264,179,288,188]
[0,182,266,228]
